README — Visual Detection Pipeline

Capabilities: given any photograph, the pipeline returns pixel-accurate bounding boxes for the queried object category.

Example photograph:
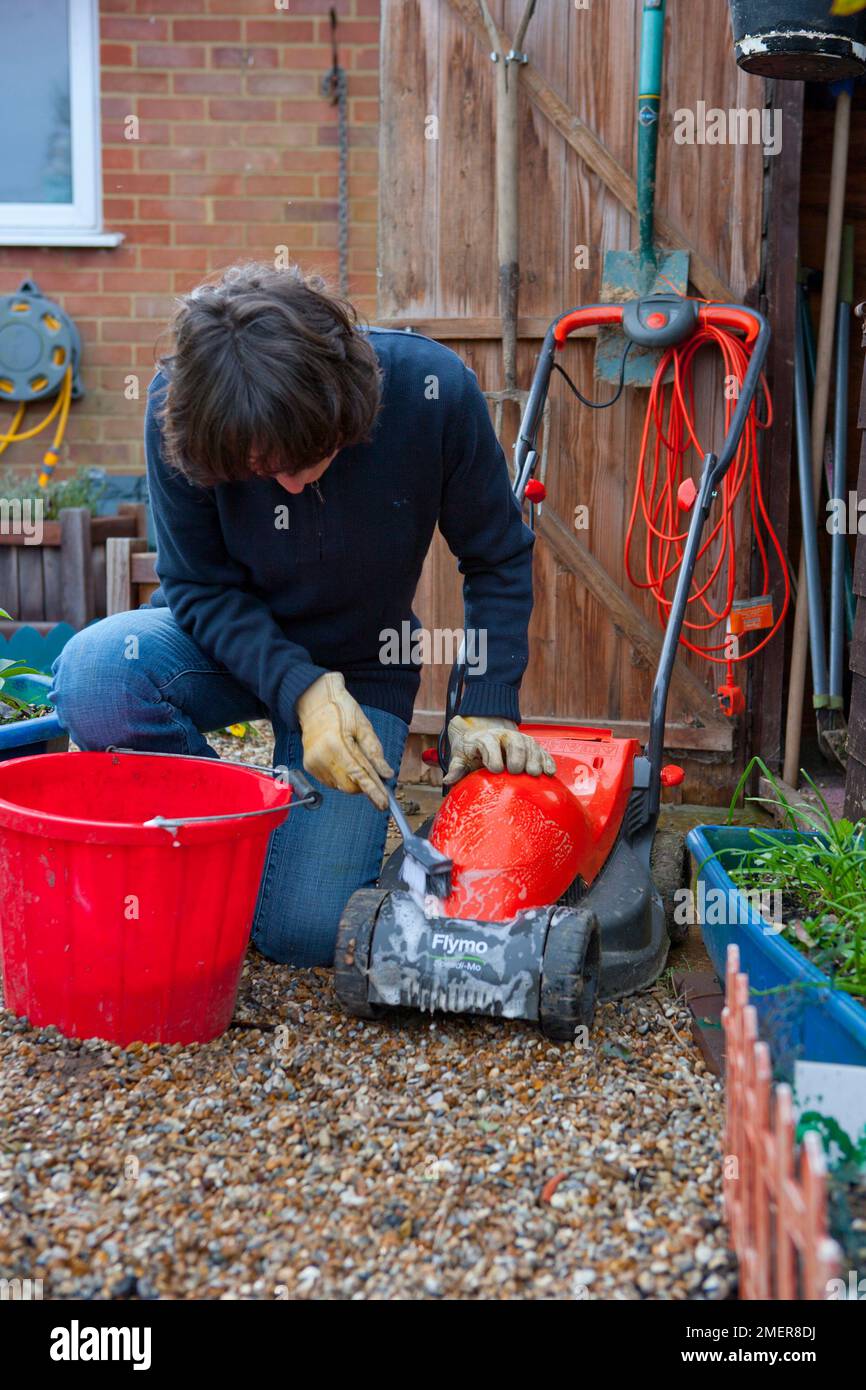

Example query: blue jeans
[49,608,409,967]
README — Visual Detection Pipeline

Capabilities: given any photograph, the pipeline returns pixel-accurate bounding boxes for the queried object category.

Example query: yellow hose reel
[0,278,83,484]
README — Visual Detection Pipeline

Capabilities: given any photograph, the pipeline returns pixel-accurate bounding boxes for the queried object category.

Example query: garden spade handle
[638,0,666,280]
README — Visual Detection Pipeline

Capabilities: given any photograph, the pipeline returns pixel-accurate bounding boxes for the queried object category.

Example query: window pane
[0,0,72,205]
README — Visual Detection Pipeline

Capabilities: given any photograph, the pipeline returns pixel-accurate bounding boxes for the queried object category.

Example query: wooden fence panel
[722,945,843,1300]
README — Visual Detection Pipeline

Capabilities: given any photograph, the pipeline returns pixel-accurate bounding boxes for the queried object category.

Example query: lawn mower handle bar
[514,301,766,499]
[512,297,769,817]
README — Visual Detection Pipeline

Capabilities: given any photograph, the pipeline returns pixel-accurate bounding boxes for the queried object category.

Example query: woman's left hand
[443,715,556,785]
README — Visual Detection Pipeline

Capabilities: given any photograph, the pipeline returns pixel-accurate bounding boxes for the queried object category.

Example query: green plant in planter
[0,657,46,722]
[724,756,866,1001]
[0,467,105,521]
[0,609,46,723]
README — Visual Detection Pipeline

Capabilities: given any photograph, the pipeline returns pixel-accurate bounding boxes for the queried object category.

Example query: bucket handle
[104,745,322,832]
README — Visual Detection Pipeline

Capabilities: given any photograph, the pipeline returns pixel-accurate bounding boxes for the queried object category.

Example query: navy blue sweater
[145,328,535,732]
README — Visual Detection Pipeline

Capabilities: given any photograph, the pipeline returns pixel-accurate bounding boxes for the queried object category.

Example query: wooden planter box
[0,503,147,636]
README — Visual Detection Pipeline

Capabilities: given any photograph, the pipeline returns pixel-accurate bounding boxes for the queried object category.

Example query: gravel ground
[0,723,734,1301]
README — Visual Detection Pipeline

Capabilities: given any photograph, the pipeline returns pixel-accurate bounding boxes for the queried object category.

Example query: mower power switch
[622,295,700,348]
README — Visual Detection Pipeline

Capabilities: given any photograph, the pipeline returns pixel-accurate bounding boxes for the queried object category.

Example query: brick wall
[0,0,380,478]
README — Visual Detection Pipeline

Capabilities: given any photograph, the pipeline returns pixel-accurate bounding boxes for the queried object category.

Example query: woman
[51,262,554,966]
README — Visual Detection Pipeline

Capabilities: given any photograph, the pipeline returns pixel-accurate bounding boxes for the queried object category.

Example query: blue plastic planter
[0,674,67,762]
[687,824,866,1075]
[0,622,77,675]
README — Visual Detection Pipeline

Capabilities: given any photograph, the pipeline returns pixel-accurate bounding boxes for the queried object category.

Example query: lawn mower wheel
[538,905,600,1040]
[333,887,387,1020]
[650,828,690,945]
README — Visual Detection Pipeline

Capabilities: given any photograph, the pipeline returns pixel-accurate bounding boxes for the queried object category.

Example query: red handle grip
[698,304,761,345]
[553,304,624,346]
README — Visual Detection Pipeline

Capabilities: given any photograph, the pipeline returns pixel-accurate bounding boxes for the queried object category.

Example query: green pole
[637,0,666,280]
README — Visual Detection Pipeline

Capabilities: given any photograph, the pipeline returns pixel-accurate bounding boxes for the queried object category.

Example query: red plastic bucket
[0,751,295,1045]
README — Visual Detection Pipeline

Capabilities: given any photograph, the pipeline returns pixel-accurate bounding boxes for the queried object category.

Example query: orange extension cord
[623,319,790,715]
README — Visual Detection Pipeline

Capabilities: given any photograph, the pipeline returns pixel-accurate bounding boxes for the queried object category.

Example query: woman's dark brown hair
[155,262,382,486]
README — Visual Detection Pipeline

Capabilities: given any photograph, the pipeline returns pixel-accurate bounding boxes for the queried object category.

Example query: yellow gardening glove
[295,672,393,810]
[443,715,556,785]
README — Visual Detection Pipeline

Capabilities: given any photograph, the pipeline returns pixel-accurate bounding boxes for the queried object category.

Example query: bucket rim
[0,749,294,845]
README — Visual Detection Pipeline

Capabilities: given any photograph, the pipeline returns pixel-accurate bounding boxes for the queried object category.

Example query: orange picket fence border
[722,943,844,1300]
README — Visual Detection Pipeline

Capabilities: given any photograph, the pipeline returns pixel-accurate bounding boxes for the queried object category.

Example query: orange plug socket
[717,684,745,717]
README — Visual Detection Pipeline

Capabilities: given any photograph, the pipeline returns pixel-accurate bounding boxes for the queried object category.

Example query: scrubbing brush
[387,787,453,900]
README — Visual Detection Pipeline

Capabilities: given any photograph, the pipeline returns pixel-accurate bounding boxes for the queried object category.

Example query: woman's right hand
[295,671,394,810]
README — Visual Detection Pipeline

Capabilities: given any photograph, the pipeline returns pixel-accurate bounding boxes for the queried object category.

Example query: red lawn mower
[335,294,770,1039]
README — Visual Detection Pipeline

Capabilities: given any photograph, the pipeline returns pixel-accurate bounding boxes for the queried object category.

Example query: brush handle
[386,786,414,844]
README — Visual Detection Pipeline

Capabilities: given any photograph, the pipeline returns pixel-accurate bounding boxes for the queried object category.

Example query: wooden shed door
[377,0,766,783]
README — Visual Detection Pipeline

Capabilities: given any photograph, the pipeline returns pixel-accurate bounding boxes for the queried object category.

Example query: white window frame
[0,0,122,247]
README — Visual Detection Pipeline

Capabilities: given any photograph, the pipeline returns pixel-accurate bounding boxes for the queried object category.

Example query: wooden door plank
[375,315,563,338]
[435,0,498,324]
[749,83,803,770]
[378,0,442,318]
[506,0,570,716]
[410,706,732,751]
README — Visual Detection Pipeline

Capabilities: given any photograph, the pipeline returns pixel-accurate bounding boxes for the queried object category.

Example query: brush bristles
[399,854,427,899]
[399,840,453,901]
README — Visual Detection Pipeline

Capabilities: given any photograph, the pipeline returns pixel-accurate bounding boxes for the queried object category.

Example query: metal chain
[321,9,349,296]
[335,68,349,295]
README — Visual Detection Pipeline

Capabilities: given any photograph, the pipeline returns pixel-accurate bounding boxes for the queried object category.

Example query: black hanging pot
[727,0,866,78]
